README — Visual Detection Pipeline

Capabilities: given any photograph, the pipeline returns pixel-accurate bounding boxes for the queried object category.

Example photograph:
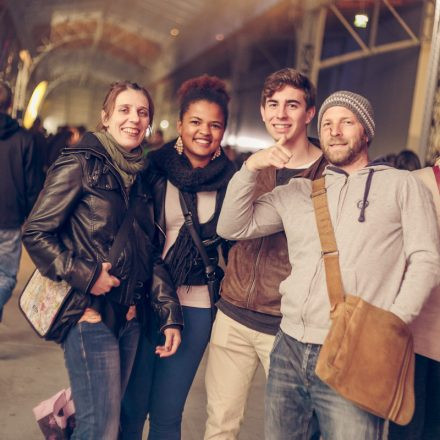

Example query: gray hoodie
[217,163,440,345]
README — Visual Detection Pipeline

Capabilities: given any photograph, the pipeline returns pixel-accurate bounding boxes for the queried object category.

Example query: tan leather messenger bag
[311,177,415,425]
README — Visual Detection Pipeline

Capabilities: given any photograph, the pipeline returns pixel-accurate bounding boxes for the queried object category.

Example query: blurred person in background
[146,128,165,152]
[23,81,182,440]
[121,74,235,440]
[395,149,421,171]
[0,81,43,322]
[389,155,440,440]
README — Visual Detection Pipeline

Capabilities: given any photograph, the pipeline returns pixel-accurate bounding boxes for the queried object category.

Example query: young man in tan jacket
[204,68,326,440]
[217,91,440,439]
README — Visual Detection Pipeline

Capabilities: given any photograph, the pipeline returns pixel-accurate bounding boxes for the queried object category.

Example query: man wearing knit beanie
[217,89,440,439]
[318,90,375,172]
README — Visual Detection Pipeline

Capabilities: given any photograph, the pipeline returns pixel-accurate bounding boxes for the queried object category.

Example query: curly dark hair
[260,68,315,109]
[178,74,230,127]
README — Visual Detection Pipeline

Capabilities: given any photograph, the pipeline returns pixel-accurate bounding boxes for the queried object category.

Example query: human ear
[260,106,266,122]
[101,110,109,128]
[305,106,316,125]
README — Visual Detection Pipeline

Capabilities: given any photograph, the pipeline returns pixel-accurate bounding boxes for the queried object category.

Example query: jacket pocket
[93,173,119,191]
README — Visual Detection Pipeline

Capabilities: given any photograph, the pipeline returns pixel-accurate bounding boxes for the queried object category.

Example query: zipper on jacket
[300,258,323,338]
[246,238,264,308]
[73,146,129,206]
[156,221,166,241]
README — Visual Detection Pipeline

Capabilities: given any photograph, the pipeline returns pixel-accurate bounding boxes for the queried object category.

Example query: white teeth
[122,128,139,135]
[195,139,210,144]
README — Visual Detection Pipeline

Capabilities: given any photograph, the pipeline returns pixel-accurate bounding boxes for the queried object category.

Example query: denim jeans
[0,228,22,320]
[389,354,440,440]
[121,306,212,440]
[63,318,140,440]
[265,330,384,440]
[120,324,159,440]
[148,306,212,440]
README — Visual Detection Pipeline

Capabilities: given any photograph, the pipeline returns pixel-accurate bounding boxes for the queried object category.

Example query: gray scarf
[94,130,146,188]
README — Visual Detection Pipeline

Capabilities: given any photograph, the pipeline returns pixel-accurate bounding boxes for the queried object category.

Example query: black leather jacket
[22,133,183,340]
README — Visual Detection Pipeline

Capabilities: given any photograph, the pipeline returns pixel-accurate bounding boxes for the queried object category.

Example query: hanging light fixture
[354,1,369,28]
[354,13,369,28]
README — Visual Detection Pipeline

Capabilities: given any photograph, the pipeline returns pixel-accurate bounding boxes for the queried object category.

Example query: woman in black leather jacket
[120,75,235,440]
[22,81,183,440]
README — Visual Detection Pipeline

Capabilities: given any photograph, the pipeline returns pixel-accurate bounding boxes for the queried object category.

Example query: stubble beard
[323,136,367,167]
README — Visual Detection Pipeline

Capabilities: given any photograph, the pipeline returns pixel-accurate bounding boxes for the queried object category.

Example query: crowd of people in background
[0,64,439,440]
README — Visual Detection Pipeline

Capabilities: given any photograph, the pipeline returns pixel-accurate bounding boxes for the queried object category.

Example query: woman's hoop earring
[174,136,184,155]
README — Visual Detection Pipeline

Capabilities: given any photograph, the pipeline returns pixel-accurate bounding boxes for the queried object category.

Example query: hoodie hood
[324,163,395,223]
[0,113,20,140]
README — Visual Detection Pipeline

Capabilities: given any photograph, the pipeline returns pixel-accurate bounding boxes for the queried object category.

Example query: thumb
[102,262,112,272]
[277,134,287,147]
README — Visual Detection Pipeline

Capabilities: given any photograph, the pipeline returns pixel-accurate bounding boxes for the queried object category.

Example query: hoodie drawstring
[358,168,374,222]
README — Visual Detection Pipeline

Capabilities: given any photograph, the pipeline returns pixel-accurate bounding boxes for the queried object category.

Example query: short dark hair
[0,81,13,113]
[97,81,154,131]
[178,74,230,127]
[260,68,315,109]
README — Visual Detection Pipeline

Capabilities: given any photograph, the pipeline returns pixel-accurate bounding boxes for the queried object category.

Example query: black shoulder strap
[108,197,136,266]
[178,190,216,277]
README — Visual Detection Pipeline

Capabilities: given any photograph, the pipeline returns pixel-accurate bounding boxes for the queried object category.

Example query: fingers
[155,328,182,358]
[110,275,120,287]
[89,262,120,295]
[276,134,287,147]
[246,137,293,172]
[267,143,292,169]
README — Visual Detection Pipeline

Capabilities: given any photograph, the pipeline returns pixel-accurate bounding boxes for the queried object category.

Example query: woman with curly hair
[121,75,236,440]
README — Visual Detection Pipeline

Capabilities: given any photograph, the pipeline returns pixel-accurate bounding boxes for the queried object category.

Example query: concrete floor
[0,249,265,440]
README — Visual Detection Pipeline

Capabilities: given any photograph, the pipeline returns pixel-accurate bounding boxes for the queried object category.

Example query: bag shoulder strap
[433,165,440,194]
[108,197,136,266]
[311,177,346,308]
[178,191,216,277]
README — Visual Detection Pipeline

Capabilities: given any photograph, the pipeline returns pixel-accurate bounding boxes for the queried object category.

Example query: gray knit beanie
[317,91,375,141]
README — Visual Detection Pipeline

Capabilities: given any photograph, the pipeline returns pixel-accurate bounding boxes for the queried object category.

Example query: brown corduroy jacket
[220,154,327,316]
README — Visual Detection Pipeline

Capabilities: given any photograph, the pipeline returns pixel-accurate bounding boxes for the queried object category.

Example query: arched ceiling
[4,0,283,93]
[3,0,425,99]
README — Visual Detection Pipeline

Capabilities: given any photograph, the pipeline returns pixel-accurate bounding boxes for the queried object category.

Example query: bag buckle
[321,250,339,257]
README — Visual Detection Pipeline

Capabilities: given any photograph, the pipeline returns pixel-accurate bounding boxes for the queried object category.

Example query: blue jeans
[63,319,140,440]
[389,354,440,440]
[265,330,384,440]
[120,323,159,439]
[120,306,212,440]
[0,228,22,319]
[148,306,212,440]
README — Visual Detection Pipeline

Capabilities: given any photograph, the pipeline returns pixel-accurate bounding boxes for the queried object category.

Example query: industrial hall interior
[0,0,440,439]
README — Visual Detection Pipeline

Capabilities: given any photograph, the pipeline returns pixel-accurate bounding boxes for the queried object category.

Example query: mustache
[326,137,348,145]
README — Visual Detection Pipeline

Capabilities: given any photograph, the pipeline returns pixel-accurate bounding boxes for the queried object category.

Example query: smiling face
[177,99,225,168]
[260,85,315,147]
[320,105,369,169]
[101,88,150,151]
